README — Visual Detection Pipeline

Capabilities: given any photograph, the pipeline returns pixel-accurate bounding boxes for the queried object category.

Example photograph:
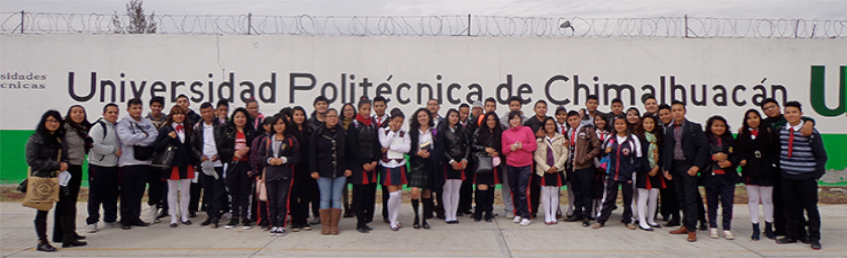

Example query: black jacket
[293,128,312,179]
[215,125,258,164]
[26,133,69,177]
[523,115,551,138]
[256,133,301,182]
[438,123,470,164]
[309,124,354,178]
[702,134,741,187]
[191,119,221,165]
[471,127,504,161]
[348,118,381,185]
[153,125,199,176]
[737,127,778,179]
[662,119,710,173]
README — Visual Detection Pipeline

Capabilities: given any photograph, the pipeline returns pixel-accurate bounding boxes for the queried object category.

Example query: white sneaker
[269,226,278,236]
[723,230,735,240]
[243,225,253,230]
[520,218,531,226]
[709,228,719,239]
[513,216,522,223]
[277,228,286,236]
[86,224,98,233]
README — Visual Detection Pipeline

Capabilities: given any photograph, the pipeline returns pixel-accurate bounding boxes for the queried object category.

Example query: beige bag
[256,168,268,202]
[22,147,61,211]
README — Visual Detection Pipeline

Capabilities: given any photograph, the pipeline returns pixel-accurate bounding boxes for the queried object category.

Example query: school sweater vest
[778,127,816,178]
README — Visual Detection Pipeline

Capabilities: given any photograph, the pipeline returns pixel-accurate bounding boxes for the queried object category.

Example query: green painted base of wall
[2,130,847,186]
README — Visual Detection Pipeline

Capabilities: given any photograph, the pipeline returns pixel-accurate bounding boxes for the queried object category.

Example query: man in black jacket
[662,101,709,242]
[192,103,226,228]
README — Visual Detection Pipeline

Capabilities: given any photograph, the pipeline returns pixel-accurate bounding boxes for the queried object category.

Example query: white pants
[746,185,774,224]
[637,188,659,228]
[541,186,561,223]
[442,179,462,222]
[167,178,192,224]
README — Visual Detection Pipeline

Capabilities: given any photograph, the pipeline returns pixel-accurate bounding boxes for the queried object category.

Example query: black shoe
[798,235,811,244]
[357,227,369,233]
[764,222,776,240]
[62,239,87,248]
[422,222,431,230]
[639,225,654,231]
[364,225,374,231]
[383,217,390,223]
[189,212,197,218]
[648,223,662,228]
[751,223,761,241]
[74,233,86,240]
[413,221,421,229]
[130,220,149,227]
[564,216,582,222]
[122,224,131,230]
[201,217,212,226]
[210,218,219,229]
[170,223,178,228]
[37,240,56,252]
[776,237,797,244]
[664,220,680,227]
[698,223,708,231]
[581,219,591,227]
[811,241,822,250]
[182,220,192,225]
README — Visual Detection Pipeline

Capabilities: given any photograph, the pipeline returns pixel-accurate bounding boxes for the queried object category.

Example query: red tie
[176,125,184,133]
[377,117,382,126]
[787,128,795,158]
[561,125,565,134]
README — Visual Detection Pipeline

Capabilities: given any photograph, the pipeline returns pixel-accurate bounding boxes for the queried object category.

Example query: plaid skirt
[407,159,431,189]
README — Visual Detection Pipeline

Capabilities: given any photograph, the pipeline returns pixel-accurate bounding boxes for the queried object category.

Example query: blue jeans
[506,165,532,219]
[317,176,347,209]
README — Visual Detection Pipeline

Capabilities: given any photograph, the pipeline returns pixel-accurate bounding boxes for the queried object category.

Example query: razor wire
[1,12,845,38]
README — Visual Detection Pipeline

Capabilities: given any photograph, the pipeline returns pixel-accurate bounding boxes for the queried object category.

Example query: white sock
[442,181,452,221]
[647,189,659,226]
[550,187,560,222]
[450,180,461,221]
[760,186,774,223]
[389,191,401,227]
[637,188,649,228]
[180,179,191,222]
[167,179,179,224]
[541,187,551,222]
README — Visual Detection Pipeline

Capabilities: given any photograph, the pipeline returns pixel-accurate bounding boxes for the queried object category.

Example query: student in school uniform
[591,114,611,219]
[152,105,200,228]
[702,115,740,240]
[564,111,601,227]
[470,112,504,223]
[378,108,410,231]
[407,108,439,230]
[256,114,301,236]
[634,114,665,231]
[438,109,470,224]
[371,97,393,223]
[592,115,642,230]
[533,117,568,225]
[737,109,778,240]
[348,98,381,233]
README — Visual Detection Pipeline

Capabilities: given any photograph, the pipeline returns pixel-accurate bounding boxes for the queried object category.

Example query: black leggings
[226,162,253,219]
[352,184,377,228]
[266,178,292,227]
[53,165,82,241]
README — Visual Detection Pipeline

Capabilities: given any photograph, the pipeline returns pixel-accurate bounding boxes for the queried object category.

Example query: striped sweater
[778,125,827,180]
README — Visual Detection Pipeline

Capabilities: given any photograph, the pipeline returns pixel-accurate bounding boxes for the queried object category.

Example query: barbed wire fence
[2,11,846,38]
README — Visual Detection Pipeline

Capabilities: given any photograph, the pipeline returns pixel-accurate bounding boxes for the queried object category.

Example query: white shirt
[378,127,411,168]
[373,114,389,127]
[786,122,803,132]
[417,128,434,152]
[172,123,186,143]
[202,122,222,167]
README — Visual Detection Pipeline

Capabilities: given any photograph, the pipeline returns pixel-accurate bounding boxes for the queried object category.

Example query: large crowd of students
[25,93,828,252]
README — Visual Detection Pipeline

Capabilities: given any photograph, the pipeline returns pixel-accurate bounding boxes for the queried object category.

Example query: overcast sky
[1,0,845,20]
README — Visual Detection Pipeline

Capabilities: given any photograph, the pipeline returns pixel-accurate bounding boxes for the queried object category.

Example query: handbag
[472,152,494,174]
[22,146,61,211]
[151,145,175,170]
[256,168,268,202]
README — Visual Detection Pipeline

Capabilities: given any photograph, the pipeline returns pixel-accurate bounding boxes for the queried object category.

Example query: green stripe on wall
[2,130,846,186]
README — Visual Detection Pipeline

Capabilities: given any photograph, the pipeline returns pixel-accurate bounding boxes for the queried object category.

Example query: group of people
[25,93,828,252]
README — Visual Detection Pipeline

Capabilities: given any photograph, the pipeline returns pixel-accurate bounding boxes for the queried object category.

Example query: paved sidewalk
[0,202,845,257]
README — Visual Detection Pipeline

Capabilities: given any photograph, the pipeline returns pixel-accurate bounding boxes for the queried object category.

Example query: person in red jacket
[501,111,538,227]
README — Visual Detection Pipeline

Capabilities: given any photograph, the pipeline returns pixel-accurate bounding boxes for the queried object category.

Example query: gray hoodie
[88,118,121,167]
[116,114,159,167]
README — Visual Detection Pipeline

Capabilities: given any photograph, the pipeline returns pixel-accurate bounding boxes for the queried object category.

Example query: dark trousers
[672,161,700,232]
[381,185,390,220]
[706,181,734,230]
[189,181,202,213]
[506,165,532,219]
[661,177,680,222]
[568,167,595,220]
[255,194,269,225]
[772,178,787,234]
[53,165,82,241]
[34,210,50,241]
[146,169,165,207]
[199,168,226,219]
[782,177,821,241]
[86,165,119,225]
[225,162,253,219]
[353,183,377,228]
[119,165,149,225]
[266,178,292,227]
[459,175,474,212]
[597,177,634,225]
[530,174,541,217]
[291,175,317,225]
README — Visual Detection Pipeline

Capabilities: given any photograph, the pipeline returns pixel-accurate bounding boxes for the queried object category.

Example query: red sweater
[501,125,538,167]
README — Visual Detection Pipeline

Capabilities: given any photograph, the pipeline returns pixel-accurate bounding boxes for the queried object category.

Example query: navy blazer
[661,119,710,173]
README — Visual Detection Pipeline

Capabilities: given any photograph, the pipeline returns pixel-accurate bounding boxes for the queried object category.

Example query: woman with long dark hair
[340,103,357,218]
[52,105,91,244]
[634,115,665,231]
[290,106,319,231]
[257,114,301,236]
[703,115,740,240]
[625,107,643,222]
[153,105,200,227]
[349,98,381,233]
[471,112,503,222]
[310,108,354,235]
[438,109,469,224]
[27,110,77,251]
[407,108,437,229]
[737,109,778,240]
[216,107,257,230]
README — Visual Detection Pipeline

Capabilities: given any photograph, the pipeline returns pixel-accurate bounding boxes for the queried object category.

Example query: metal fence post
[684,14,688,38]
[21,10,25,34]
[248,13,252,35]
[467,14,471,36]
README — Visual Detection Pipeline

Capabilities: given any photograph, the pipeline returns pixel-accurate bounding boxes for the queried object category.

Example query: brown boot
[319,209,331,235]
[687,231,697,242]
[669,226,689,234]
[330,208,342,235]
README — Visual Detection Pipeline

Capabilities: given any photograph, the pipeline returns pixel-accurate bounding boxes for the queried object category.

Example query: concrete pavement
[1,202,845,257]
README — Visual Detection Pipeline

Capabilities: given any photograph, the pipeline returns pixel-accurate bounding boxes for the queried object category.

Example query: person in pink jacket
[501,110,538,226]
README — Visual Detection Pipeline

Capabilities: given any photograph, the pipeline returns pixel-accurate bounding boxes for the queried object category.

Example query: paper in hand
[58,171,71,186]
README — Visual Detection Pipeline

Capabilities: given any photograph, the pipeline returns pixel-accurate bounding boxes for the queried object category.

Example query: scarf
[342,117,354,130]
[355,114,372,127]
